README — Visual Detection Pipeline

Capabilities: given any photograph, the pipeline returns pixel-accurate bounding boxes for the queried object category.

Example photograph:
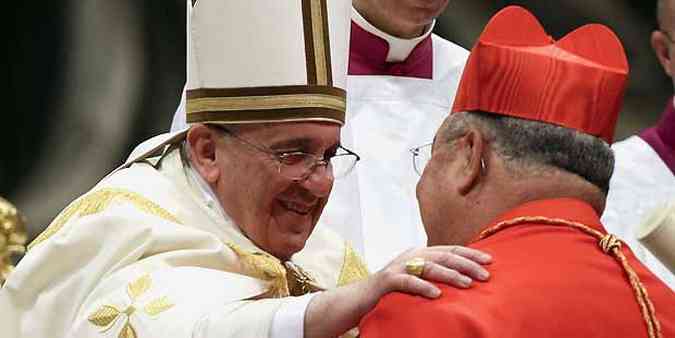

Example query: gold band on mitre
[186,85,346,125]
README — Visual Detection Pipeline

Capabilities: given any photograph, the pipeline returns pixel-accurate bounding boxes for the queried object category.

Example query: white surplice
[319,14,469,270]
[602,135,675,290]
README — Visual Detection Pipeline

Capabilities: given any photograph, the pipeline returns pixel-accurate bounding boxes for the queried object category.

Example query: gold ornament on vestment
[0,196,27,286]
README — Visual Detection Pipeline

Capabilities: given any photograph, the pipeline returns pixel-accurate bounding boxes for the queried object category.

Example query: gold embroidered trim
[186,93,346,114]
[226,243,290,297]
[337,243,369,287]
[308,0,330,85]
[88,274,174,338]
[28,188,181,251]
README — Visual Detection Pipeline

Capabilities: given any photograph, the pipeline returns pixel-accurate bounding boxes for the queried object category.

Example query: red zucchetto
[451,6,629,143]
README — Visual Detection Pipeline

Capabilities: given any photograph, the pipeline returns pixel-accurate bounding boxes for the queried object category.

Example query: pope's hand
[374,246,492,299]
[304,246,492,338]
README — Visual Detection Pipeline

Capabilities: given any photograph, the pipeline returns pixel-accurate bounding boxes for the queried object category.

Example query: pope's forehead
[239,121,341,144]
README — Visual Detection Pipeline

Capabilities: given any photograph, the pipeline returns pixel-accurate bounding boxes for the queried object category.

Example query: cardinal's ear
[452,128,487,196]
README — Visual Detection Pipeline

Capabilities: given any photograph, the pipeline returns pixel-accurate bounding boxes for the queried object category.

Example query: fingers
[376,245,493,300]
[429,253,489,282]
[449,246,493,264]
[389,273,441,299]
[422,262,473,289]
[427,246,492,264]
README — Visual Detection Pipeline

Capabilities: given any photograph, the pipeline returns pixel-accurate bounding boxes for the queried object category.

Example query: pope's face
[215,122,338,260]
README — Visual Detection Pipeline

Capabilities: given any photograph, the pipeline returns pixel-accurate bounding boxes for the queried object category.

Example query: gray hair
[440,111,615,195]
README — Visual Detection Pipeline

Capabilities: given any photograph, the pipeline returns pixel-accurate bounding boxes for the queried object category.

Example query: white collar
[351,6,435,62]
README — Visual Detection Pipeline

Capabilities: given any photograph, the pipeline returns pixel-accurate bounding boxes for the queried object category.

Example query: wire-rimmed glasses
[409,142,432,176]
[212,125,360,181]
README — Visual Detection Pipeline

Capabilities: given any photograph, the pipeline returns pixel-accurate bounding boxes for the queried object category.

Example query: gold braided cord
[478,216,662,338]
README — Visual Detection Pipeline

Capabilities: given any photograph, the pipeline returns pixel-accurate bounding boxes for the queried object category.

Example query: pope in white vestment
[168,4,469,271]
[1,145,367,338]
[0,1,369,337]
[319,5,469,270]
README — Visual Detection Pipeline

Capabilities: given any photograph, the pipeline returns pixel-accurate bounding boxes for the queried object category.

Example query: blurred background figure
[602,0,675,290]
[5,1,672,246]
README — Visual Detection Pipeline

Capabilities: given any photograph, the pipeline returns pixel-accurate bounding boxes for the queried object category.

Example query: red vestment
[360,199,675,338]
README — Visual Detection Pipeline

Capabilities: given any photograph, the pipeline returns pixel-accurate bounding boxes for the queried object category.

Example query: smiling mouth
[279,200,314,215]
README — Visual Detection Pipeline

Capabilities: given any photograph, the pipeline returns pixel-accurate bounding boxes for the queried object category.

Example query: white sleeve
[270,292,319,338]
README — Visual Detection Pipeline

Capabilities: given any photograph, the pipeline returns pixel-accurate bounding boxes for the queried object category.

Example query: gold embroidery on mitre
[337,243,369,287]
[226,243,290,297]
[301,0,332,85]
[88,274,174,338]
[187,94,345,114]
[29,188,181,251]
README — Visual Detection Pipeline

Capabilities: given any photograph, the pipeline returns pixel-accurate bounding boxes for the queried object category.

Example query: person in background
[0,1,491,338]
[321,0,470,270]
[360,6,675,338]
[602,0,675,290]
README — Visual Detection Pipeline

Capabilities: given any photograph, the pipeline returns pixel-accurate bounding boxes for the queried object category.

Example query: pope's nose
[298,165,334,198]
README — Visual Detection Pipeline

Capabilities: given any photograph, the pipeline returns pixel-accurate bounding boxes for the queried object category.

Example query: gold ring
[405,257,425,277]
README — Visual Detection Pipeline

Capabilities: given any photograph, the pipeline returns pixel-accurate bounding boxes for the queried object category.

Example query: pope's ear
[651,30,673,77]
[186,124,221,183]
[455,128,486,196]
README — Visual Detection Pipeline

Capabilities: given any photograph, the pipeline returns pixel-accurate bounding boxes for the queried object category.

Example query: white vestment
[0,146,368,338]
[319,12,469,270]
[602,135,675,290]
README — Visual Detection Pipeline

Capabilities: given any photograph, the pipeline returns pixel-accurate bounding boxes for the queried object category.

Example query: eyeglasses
[212,125,360,181]
[409,142,432,176]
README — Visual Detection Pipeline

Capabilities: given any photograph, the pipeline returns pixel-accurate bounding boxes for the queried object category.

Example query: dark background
[5,1,671,238]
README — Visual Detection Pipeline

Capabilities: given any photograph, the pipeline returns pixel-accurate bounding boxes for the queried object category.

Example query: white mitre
[130,0,351,164]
